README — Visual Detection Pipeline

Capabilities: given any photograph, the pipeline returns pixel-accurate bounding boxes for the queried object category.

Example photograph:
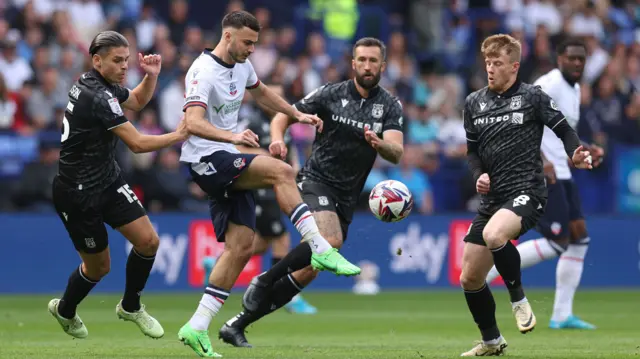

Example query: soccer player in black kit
[218,37,404,348]
[459,34,593,356]
[48,31,188,340]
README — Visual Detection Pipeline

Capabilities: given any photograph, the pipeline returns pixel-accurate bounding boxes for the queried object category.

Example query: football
[368,180,414,222]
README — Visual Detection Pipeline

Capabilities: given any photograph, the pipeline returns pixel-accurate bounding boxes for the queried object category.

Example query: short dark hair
[89,31,129,56]
[222,11,261,32]
[556,37,586,56]
[352,37,387,61]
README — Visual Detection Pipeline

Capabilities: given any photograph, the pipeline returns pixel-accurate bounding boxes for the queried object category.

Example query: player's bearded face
[228,27,258,63]
[559,46,586,83]
[352,46,385,90]
[485,51,518,92]
[95,46,129,84]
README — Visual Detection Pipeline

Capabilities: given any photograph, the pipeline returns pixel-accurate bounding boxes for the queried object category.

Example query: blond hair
[481,34,521,63]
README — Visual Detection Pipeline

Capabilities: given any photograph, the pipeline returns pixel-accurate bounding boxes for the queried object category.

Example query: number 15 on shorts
[117,184,142,207]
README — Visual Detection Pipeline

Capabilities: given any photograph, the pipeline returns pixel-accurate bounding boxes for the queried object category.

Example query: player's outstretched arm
[184,106,259,147]
[122,54,161,112]
[111,120,187,153]
[250,83,323,130]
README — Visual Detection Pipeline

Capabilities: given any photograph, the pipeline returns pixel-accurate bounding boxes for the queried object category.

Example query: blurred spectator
[0,72,28,133]
[11,140,59,211]
[0,30,33,91]
[26,67,66,130]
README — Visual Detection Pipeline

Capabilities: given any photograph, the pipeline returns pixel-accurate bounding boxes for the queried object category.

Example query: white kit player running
[176,11,360,357]
[486,38,603,329]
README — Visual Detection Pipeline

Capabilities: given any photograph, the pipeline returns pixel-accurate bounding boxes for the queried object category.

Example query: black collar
[90,68,112,87]
[205,48,234,69]
[488,79,521,98]
[348,79,380,100]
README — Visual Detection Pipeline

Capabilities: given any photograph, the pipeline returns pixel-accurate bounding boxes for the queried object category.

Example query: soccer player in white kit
[176,11,361,357]
[486,38,604,329]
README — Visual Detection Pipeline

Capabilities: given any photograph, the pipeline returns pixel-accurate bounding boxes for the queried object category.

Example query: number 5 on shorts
[117,184,142,207]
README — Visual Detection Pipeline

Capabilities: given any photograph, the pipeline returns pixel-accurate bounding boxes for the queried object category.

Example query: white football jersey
[180,50,260,163]
[534,69,581,180]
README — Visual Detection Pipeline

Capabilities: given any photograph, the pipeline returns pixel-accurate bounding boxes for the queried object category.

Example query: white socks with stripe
[552,238,590,322]
[486,238,563,283]
[289,203,332,254]
[189,285,230,330]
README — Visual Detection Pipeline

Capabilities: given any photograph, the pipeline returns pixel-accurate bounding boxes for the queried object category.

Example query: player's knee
[482,227,508,248]
[460,270,485,291]
[84,260,110,279]
[273,161,295,183]
[133,232,160,257]
[227,236,255,262]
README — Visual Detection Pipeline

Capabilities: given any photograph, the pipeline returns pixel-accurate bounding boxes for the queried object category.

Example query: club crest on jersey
[233,157,246,169]
[372,104,384,119]
[229,83,237,96]
[510,95,521,110]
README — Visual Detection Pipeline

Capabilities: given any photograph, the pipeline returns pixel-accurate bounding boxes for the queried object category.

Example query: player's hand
[175,117,189,141]
[294,111,323,133]
[231,129,259,148]
[139,53,162,76]
[476,173,490,194]
[587,143,605,167]
[572,145,593,170]
[543,160,556,185]
[364,125,382,149]
[269,140,288,160]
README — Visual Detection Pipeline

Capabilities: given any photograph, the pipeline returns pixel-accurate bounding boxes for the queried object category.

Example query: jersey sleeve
[95,91,128,130]
[382,99,404,132]
[463,97,478,142]
[113,84,130,104]
[183,69,214,111]
[245,60,260,90]
[293,85,328,115]
[533,85,565,128]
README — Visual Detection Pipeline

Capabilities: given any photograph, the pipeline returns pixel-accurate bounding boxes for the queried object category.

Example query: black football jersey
[294,80,403,196]
[57,69,130,192]
[464,81,566,204]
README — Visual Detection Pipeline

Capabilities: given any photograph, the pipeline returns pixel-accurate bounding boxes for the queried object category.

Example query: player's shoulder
[74,72,113,105]
[464,87,488,109]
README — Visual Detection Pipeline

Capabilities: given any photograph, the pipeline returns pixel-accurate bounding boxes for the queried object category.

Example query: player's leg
[231,155,359,276]
[253,195,317,314]
[220,209,343,347]
[460,219,507,357]
[101,177,164,338]
[486,180,569,282]
[49,179,109,338]
[551,180,595,329]
[484,195,544,333]
[179,190,256,358]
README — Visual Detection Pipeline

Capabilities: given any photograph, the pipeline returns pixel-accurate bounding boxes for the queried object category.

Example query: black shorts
[536,179,583,241]
[52,175,147,253]
[189,151,257,242]
[254,188,287,238]
[298,179,355,240]
[464,193,546,246]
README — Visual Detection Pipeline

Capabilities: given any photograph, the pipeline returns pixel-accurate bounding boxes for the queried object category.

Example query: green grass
[0,290,637,358]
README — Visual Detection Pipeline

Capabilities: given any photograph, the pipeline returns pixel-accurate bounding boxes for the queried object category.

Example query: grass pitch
[0,290,637,358]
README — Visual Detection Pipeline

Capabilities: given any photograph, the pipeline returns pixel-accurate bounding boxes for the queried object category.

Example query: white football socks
[290,203,331,254]
[189,286,229,331]
[552,238,589,322]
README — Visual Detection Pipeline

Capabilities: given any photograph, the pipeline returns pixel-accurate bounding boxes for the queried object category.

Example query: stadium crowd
[0,0,638,214]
